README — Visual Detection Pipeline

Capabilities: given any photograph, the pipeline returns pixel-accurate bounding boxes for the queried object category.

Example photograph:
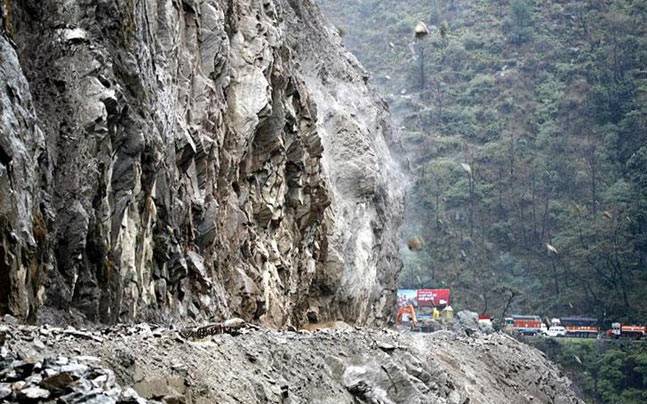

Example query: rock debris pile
[0,318,150,403]
[1,346,146,403]
[0,317,583,404]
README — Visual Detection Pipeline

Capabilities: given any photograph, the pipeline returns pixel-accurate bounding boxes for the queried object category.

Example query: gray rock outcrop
[453,310,479,335]
[0,0,403,326]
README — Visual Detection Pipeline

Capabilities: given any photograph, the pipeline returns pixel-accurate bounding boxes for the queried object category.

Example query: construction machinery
[396,304,418,329]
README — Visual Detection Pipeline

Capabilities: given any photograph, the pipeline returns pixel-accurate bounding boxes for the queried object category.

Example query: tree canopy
[319,0,647,324]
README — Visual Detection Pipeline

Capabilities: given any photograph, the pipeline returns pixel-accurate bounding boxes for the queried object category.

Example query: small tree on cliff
[504,0,535,44]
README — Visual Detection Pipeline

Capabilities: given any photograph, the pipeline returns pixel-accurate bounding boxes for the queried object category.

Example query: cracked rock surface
[0,0,403,326]
[1,320,583,404]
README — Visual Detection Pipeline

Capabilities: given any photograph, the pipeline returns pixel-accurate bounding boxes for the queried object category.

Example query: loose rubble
[0,340,147,403]
[412,310,495,336]
[0,317,583,404]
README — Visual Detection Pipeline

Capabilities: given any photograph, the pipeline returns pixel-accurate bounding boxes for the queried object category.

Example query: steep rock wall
[282,2,405,325]
[0,0,403,326]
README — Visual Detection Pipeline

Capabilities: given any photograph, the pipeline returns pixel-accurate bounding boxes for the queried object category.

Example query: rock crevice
[0,0,403,326]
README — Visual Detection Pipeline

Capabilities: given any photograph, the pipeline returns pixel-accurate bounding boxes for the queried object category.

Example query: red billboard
[416,289,450,307]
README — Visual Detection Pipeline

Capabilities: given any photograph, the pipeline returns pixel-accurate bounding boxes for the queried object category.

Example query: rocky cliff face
[0,0,403,326]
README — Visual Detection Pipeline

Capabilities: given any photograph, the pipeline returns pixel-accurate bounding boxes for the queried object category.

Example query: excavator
[396,304,418,329]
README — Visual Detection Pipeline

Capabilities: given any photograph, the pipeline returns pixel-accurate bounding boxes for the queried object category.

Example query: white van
[544,326,567,337]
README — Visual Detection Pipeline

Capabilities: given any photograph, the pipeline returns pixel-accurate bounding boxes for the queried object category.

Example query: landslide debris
[1,318,582,404]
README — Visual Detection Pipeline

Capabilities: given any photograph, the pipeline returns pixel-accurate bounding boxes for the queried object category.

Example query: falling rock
[414,21,430,38]
[407,236,424,251]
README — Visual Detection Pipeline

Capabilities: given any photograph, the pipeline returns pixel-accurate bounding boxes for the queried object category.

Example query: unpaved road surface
[1,322,582,403]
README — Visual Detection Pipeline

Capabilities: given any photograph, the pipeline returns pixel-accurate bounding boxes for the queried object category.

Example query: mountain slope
[319,0,647,323]
[0,0,403,327]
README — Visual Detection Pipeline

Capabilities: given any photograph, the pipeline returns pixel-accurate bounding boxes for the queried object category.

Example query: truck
[511,315,545,336]
[607,323,645,340]
[478,314,492,326]
[560,317,599,338]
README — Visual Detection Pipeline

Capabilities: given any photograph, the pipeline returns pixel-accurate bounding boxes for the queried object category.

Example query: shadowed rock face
[0,0,403,326]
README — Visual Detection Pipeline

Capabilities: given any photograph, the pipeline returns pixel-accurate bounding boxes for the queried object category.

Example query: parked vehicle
[560,317,599,338]
[478,314,493,328]
[607,323,645,340]
[512,315,544,336]
[398,292,645,340]
[543,326,567,337]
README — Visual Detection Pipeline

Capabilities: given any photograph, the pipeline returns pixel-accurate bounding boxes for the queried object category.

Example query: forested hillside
[530,338,647,403]
[319,0,647,323]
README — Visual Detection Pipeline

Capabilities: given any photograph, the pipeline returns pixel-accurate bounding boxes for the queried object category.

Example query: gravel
[0,319,583,404]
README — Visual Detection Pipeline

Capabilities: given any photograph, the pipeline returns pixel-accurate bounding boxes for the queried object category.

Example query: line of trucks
[505,315,646,340]
[396,289,645,339]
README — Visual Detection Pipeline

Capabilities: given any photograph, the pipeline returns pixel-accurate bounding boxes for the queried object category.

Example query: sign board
[416,289,450,307]
[397,289,450,308]
[397,289,417,308]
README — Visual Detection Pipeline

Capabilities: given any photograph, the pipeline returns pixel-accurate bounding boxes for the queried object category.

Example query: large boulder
[453,310,479,336]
